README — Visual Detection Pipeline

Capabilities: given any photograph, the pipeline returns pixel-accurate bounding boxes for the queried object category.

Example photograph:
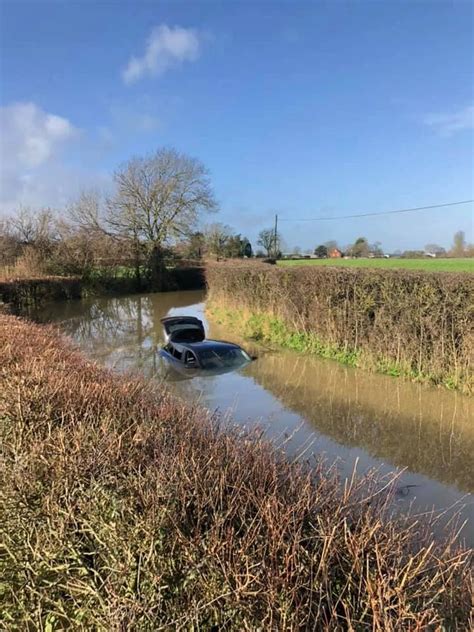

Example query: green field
[278,257,473,273]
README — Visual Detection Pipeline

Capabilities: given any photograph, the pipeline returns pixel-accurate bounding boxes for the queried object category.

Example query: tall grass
[0,246,49,280]
[0,314,472,629]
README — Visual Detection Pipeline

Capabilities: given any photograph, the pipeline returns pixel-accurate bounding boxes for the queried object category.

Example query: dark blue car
[159,316,252,375]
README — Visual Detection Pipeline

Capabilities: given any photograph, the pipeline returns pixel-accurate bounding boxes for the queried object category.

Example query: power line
[278,199,474,222]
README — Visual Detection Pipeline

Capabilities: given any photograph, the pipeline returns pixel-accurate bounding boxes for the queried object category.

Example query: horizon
[0,0,473,251]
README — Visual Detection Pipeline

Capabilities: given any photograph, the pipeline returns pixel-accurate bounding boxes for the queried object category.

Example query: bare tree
[258,228,280,258]
[69,190,145,281]
[324,240,339,252]
[69,148,217,286]
[107,148,216,285]
[68,191,104,235]
[9,207,56,248]
[204,223,232,257]
[370,241,384,257]
[451,231,466,257]
[108,147,216,239]
[347,237,370,258]
[9,208,36,244]
[0,217,21,266]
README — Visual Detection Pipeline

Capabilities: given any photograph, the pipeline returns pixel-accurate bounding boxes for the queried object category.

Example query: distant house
[329,248,342,258]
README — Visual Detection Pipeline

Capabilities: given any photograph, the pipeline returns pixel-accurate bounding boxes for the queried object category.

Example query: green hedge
[206,262,473,392]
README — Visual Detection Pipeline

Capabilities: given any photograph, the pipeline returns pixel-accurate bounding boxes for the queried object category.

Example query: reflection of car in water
[159,316,252,377]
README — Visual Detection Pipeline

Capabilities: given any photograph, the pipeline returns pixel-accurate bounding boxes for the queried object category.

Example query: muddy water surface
[34,290,474,544]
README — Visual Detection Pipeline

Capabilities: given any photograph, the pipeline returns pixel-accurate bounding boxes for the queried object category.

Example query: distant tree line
[307,232,473,259]
[186,224,252,260]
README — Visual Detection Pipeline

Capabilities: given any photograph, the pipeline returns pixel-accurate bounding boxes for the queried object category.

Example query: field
[278,257,473,272]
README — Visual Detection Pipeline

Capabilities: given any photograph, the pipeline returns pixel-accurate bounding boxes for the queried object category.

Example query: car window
[184,351,197,366]
[171,328,204,343]
[172,347,182,360]
[167,322,205,343]
[197,347,250,369]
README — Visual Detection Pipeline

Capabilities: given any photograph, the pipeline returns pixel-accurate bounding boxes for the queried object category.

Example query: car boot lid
[161,316,205,343]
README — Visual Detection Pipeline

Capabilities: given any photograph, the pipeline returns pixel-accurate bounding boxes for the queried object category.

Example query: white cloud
[0,102,86,212]
[0,100,162,213]
[424,105,474,136]
[122,24,201,85]
[0,102,77,168]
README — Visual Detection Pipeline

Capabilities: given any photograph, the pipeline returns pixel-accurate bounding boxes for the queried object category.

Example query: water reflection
[37,291,203,376]
[34,290,474,543]
[239,350,473,493]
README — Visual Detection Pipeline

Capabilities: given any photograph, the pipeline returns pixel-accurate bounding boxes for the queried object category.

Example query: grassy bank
[208,305,362,365]
[1,314,472,629]
[278,257,474,272]
[206,262,473,393]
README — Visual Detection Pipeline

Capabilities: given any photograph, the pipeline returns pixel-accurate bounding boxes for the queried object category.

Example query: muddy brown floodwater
[34,289,474,545]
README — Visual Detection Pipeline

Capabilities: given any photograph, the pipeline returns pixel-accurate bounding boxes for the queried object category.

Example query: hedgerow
[206,262,474,392]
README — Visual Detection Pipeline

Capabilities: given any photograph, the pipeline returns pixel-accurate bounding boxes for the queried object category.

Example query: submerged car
[159,316,252,376]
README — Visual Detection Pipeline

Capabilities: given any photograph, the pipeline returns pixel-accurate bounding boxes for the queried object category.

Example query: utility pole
[273,213,278,258]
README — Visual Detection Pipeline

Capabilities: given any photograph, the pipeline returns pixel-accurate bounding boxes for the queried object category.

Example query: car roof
[174,339,241,352]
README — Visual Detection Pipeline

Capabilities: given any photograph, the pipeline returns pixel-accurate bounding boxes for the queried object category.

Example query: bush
[206,262,474,392]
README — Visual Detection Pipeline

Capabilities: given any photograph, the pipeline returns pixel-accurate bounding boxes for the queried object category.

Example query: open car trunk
[161,316,206,343]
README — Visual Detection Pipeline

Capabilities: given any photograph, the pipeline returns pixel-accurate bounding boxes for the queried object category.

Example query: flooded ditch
[33,289,474,545]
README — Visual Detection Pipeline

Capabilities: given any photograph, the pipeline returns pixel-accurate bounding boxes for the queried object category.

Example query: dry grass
[0,314,472,630]
[0,247,49,281]
[0,250,81,312]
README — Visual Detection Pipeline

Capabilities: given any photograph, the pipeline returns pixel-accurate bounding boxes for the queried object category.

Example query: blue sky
[0,0,472,252]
